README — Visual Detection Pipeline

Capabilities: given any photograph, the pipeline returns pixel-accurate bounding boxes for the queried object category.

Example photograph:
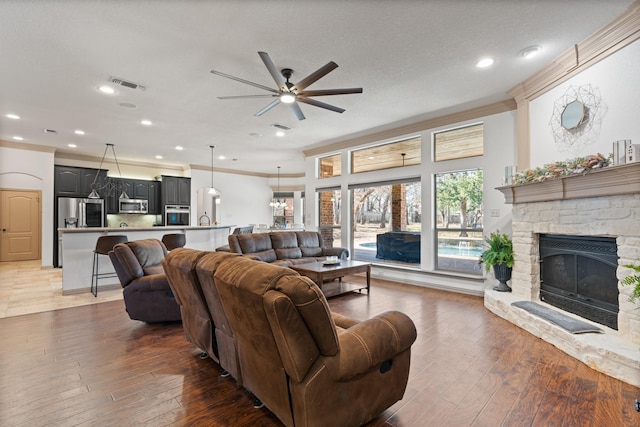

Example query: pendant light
[269,166,287,208]
[87,143,128,199]
[208,145,220,197]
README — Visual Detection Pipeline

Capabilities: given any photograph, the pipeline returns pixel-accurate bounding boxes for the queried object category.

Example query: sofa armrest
[332,312,360,330]
[125,273,172,292]
[322,247,349,259]
[324,311,416,380]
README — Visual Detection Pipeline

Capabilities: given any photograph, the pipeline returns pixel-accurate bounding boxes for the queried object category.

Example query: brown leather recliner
[212,255,417,427]
[108,238,181,323]
[162,248,242,382]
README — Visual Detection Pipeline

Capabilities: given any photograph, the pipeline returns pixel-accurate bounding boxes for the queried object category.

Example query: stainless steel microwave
[119,199,148,214]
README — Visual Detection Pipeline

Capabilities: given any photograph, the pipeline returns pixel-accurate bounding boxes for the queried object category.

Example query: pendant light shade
[269,166,287,208]
[208,145,220,197]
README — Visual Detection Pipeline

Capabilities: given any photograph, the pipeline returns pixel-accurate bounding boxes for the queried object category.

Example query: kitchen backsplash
[107,214,159,228]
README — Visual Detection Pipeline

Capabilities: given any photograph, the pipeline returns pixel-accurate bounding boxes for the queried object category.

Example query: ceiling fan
[210,51,362,121]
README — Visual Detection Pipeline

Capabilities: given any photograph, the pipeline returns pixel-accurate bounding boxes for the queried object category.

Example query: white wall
[189,168,276,228]
[0,145,55,267]
[530,40,640,167]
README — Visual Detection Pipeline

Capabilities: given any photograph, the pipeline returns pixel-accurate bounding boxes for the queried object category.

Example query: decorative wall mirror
[560,100,586,130]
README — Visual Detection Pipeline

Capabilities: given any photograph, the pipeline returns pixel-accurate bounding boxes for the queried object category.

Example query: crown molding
[190,163,304,179]
[0,140,57,153]
[303,99,516,158]
[55,151,185,172]
[509,0,640,101]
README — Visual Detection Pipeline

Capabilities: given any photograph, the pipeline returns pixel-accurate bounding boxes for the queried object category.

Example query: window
[434,169,483,275]
[318,154,341,178]
[434,123,483,161]
[272,192,294,227]
[317,188,342,248]
[351,136,421,174]
[349,179,421,266]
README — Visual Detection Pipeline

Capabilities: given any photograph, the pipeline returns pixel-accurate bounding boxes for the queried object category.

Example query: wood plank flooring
[1,262,639,426]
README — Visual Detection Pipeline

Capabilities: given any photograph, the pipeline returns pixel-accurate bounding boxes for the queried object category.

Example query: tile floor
[0,260,123,319]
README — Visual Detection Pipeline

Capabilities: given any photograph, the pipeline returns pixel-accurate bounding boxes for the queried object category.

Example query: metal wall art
[549,84,606,154]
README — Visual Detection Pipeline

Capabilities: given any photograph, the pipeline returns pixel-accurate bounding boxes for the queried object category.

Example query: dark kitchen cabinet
[161,176,191,206]
[148,181,161,214]
[54,165,106,198]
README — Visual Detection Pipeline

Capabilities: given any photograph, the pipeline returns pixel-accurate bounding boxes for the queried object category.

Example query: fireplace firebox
[539,234,619,330]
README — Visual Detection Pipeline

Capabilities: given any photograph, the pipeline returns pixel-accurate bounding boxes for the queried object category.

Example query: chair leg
[91,252,98,297]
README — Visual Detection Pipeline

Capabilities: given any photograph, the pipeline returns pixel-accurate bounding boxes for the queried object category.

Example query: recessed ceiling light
[519,45,542,59]
[175,146,183,151]
[155,155,163,159]
[218,155,226,160]
[12,136,23,141]
[68,143,77,148]
[6,113,20,120]
[475,57,495,68]
[140,119,153,126]
[98,85,116,94]
[276,131,285,137]
[74,129,85,135]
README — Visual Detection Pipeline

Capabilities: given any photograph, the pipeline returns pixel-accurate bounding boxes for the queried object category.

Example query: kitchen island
[58,225,233,294]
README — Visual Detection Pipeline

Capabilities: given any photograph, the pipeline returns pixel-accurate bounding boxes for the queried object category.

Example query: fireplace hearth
[539,234,619,329]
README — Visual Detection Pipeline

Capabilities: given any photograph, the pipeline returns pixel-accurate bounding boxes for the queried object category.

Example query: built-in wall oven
[165,205,190,226]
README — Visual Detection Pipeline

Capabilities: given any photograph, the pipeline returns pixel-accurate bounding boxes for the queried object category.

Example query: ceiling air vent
[271,123,291,131]
[43,128,57,134]
[110,77,146,91]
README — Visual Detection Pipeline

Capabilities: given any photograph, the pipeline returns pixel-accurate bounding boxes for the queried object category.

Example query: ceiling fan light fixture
[280,93,296,104]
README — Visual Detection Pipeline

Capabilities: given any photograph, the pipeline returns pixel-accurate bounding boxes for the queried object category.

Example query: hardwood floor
[1,262,638,426]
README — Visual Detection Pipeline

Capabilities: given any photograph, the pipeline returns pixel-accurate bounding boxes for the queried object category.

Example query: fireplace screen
[539,234,619,329]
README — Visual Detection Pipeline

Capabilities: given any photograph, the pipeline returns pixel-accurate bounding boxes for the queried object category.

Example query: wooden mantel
[496,162,640,204]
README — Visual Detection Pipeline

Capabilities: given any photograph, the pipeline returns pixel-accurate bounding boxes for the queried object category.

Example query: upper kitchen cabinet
[161,175,191,206]
[148,181,161,214]
[55,165,107,198]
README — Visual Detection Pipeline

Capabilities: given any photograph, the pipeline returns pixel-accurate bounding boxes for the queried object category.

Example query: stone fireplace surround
[484,163,640,387]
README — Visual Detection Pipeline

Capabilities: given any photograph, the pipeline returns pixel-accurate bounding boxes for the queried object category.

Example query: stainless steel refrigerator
[56,197,104,266]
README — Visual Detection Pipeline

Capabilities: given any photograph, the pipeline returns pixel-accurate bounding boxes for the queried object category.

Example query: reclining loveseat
[162,247,417,427]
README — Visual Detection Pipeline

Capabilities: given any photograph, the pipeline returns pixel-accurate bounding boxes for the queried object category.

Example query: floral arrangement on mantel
[511,153,612,185]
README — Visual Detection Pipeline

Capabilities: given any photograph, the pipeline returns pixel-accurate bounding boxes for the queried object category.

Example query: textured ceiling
[0,0,634,174]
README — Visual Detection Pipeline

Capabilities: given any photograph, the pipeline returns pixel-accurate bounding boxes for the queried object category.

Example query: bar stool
[162,233,186,251]
[91,235,128,297]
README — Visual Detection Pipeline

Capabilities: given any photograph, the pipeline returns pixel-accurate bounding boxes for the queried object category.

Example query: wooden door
[0,190,41,261]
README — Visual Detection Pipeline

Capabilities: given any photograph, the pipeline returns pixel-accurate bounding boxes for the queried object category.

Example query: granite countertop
[58,225,234,233]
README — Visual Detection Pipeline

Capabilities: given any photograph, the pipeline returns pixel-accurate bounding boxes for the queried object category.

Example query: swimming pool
[358,242,482,257]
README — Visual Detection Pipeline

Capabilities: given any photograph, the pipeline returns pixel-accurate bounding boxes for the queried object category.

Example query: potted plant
[621,263,640,304]
[480,231,514,292]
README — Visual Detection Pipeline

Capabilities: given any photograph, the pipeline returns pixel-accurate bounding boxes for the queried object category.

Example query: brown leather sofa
[108,238,181,323]
[162,249,241,382]
[212,255,417,427]
[227,231,348,266]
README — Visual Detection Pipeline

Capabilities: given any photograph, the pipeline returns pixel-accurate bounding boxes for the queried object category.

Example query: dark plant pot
[492,263,512,292]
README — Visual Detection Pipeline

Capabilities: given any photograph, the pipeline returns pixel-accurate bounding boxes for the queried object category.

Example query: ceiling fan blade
[258,51,287,92]
[298,88,363,96]
[291,61,338,92]
[290,102,306,121]
[218,94,278,100]
[297,97,345,113]
[255,99,281,117]
[210,69,279,94]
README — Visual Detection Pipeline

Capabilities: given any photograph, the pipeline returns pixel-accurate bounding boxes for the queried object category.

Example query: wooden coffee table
[290,259,370,298]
